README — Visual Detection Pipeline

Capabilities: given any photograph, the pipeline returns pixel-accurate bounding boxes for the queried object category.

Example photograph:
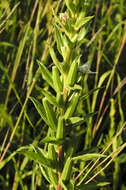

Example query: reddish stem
[57,146,64,190]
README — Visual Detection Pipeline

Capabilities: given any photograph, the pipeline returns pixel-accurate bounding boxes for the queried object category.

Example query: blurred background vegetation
[0,0,126,189]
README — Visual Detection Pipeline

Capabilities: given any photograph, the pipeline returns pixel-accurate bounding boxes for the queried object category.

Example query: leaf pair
[17,145,57,169]
[30,97,57,131]
[38,60,63,94]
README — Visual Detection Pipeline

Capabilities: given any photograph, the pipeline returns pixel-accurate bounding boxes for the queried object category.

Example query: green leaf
[52,66,63,93]
[48,145,58,186]
[56,92,64,107]
[98,71,111,88]
[61,157,72,182]
[71,84,82,91]
[103,21,125,49]
[60,180,70,190]
[64,93,79,119]
[48,144,57,161]
[66,57,79,87]
[49,184,56,190]
[54,24,72,62]
[109,98,115,138]
[17,146,56,169]
[67,180,74,190]
[54,24,64,54]
[40,136,64,145]
[62,34,74,49]
[30,97,49,126]
[39,165,50,184]
[72,153,106,161]
[68,117,84,124]
[77,27,87,42]
[97,182,110,187]
[37,60,53,87]
[48,168,58,187]
[65,0,76,16]
[74,16,94,30]
[0,42,16,48]
[36,86,58,106]
[69,112,97,127]
[56,116,64,140]
[43,98,57,131]
[60,180,69,190]
[49,45,64,74]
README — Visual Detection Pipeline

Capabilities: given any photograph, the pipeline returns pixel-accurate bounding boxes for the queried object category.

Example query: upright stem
[57,145,64,190]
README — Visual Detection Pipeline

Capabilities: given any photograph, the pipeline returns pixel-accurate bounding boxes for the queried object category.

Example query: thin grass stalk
[5,0,39,108]
[0,74,37,162]
[77,121,126,186]
[27,0,42,87]
[93,24,126,136]
[0,2,20,34]
[85,142,126,185]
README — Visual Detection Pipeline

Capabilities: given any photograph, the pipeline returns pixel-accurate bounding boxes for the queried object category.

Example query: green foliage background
[0,0,126,190]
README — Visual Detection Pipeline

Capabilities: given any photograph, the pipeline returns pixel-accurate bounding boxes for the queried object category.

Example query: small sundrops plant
[14,2,102,189]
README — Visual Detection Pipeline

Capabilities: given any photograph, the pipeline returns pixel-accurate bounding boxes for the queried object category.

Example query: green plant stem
[57,145,63,190]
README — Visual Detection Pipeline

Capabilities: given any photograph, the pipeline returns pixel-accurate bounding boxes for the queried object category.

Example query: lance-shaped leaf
[72,153,106,161]
[77,26,87,42]
[56,92,64,108]
[36,86,58,106]
[48,144,58,186]
[52,66,63,93]
[66,56,79,87]
[74,15,94,31]
[43,97,57,131]
[54,24,64,55]
[17,146,56,169]
[61,157,72,182]
[60,179,74,190]
[49,45,64,74]
[56,116,64,140]
[69,112,98,127]
[48,144,57,162]
[48,168,58,187]
[39,166,50,184]
[40,136,64,145]
[30,97,49,126]
[37,60,53,87]
[65,0,76,16]
[64,93,79,120]
[54,24,72,62]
